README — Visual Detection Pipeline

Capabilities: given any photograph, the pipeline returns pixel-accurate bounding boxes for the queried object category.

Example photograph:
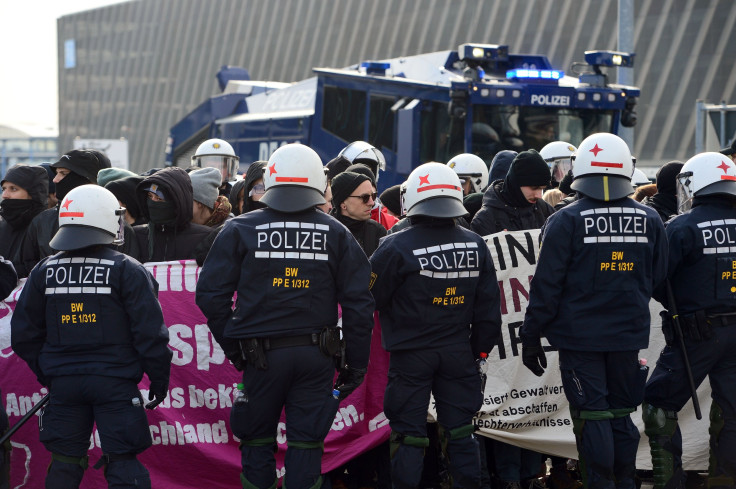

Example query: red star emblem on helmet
[718,161,731,174]
[589,144,603,157]
[418,174,430,186]
[62,199,73,210]
[269,163,277,176]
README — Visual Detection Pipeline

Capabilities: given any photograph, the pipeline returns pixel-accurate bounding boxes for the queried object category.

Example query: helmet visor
[193,155,238,182]
[550,158,572,183]
[676,171,694,213]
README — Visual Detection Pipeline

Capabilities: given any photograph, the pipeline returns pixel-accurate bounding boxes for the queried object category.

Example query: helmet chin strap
[112,208,126,246]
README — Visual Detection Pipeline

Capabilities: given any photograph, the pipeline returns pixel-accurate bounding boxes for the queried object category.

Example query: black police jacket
[654,196,736,315]
[369,219,502,357]
[11,246,172,387]
[471,181,554,236]
[520,195,668,351]
[195,207,375,369]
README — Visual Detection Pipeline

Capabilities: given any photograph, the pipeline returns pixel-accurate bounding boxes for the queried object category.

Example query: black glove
[227,351,245,372]
[522,342,547,377]
[333,367,367,401]
[145,381,168,410]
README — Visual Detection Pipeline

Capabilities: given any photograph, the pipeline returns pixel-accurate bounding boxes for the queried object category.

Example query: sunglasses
[248,183,266,197]
[348,192,377,204]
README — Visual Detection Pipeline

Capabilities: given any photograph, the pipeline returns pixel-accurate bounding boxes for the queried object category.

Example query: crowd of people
[1,133,736,489]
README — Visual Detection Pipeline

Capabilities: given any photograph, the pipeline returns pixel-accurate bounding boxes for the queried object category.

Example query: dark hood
[106,175,144,220]
[242,161,267,213]
[229,179,247,216]
[1,164,49,205]
[136,166,193,229]
[489,150,517,182]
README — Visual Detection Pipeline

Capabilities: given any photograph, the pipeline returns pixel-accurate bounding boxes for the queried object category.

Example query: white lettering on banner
[530,94,570,106]
[331,405,364,430]
[4,388,47,416]
[150,420,229,445]
[469,230,711,469]
[168,323,226,371]
[698,219,736,254]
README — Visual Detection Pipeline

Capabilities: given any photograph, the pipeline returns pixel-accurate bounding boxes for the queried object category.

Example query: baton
[665,280,702,420]
[0,393,50,446]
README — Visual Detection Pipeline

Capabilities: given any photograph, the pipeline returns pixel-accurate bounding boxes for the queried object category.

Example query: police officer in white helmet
[191,138,240,195]
[447,153,490,196]
[540,141,577,187]
[643,152,736,489]
[370,162,501,488]
[520,133,667,489]
[11,185,172,488]
[196,143,375,489]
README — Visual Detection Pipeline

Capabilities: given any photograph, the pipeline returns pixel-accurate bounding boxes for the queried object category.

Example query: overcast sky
[0,0,129,137]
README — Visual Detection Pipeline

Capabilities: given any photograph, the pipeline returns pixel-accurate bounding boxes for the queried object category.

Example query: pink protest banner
[0,260,390,487]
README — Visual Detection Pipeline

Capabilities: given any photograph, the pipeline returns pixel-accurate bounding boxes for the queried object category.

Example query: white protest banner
[474,230,710,469]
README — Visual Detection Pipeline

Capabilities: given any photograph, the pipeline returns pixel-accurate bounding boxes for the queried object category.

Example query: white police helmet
[260,143,327,213]
[447,153,489,194]
[571,133,635,201]
[50,185,125,251]
[540,141,577,184]
[631,168,650,188]
[677,152,736,212]
[338,141,386,183]
[191,138,240,183]
[403,162,467,218]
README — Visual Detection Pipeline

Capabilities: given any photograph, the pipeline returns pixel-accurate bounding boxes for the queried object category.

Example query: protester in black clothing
[133,167,212,262]
[330,171,386,257]
[19,149,138,276]
[641,161,684,222]
[0,165,48,272]
[471,149,554,236]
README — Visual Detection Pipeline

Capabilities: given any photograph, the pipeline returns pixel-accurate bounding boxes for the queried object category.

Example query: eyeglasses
[248,183,266,197]
[348,192,377,204]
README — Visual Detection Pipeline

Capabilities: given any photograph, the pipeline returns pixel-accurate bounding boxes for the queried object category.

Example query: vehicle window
[322,86,366,142]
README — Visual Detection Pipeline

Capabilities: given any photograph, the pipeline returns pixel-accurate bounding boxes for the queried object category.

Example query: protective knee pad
[570,409,618,489]
[707,401,735,488]
[642,403,680,489]
[390,431,430,489]
[240,473,277,489]
[389,430,430,458]
[437,424,480,489]
[47,453,88,489]
[103,457,150,489]
[282,475,322,489]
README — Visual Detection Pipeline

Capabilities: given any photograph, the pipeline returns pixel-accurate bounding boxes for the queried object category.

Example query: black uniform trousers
[559,350,646,489]
[40,375,152,488]
[230,345,338,489]
[384,343,482,489]
[644,324,736,484]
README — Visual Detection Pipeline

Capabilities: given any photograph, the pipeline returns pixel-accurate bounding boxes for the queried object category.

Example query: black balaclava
[655,161,684,196]
[147,200,177,226]
[0,165,48,228]
[501,149,551,207]
[55,172,92,202]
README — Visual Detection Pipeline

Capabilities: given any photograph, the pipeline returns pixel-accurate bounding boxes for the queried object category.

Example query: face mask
[147,200,178,226]
[55,172,91,201]
[0,199,42,229]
